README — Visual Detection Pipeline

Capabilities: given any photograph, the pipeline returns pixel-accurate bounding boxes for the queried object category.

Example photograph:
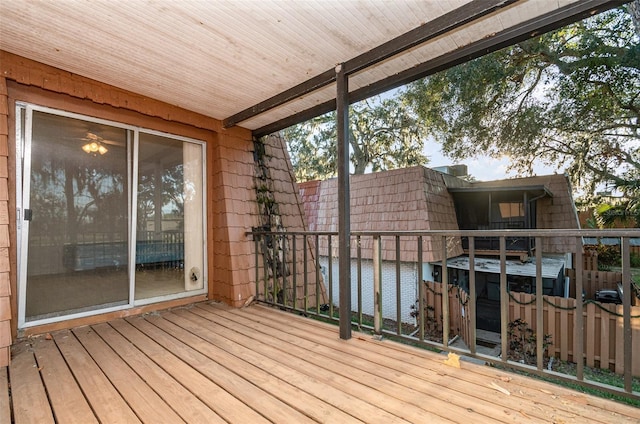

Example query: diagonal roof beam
[252,0,628,138]
[223,0,518,129]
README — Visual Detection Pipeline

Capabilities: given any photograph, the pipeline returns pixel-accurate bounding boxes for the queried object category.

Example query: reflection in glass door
[21,110,130,322]
[135,132,205,301]
[17,105,207,327]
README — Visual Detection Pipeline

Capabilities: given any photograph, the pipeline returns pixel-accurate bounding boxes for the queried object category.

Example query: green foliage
[508,318,552,365]
[282,95,429,182]
[403,3,639,198]
[596,244,622,268]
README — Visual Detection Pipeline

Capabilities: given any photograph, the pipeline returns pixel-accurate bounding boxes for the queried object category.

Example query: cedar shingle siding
[300,166,463,263]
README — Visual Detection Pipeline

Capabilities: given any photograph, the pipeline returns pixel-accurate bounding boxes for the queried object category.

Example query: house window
[491,199,525,229]
[497,202,524,219]
[16,104,207,327]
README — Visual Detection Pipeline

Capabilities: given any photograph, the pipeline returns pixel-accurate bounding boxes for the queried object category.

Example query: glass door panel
[23,110,129,321]
[135,133,204,300]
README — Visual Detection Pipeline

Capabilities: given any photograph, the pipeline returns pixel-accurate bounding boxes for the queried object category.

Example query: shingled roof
[298,166,463,263]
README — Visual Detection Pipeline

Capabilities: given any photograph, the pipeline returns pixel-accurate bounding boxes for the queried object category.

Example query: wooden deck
[2,302,639,424]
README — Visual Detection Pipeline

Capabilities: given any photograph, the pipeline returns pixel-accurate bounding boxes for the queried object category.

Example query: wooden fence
[509,292,640,377]
[565,269,623,299]
[583,249,599,271]
[423,280,471,345]
[423,280,639,377]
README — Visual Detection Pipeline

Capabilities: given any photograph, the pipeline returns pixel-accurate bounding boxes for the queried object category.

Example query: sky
[422,138,559,182]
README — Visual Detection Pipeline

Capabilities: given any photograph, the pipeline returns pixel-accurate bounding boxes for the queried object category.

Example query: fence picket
[585,302,596,368]
[615,306,624,375]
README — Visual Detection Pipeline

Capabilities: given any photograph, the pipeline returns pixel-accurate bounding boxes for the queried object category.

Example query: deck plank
[160,310,420,424]
[9,341,55,424]
[192,304,541,423]
[108,318,272,424]
[31,336,98,424]
[126,315,330,424]
[52,330,142,424]
[150,311,367,423]
[72,326,185,424]
[241,304,640,423]
[0,367,12,424]
[91,323,226,424]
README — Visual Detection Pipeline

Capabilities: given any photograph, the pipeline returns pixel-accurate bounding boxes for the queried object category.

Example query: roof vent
[433,164,468,177]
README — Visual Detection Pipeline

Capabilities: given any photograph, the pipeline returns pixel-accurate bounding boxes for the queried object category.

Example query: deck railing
[250,229,640,401]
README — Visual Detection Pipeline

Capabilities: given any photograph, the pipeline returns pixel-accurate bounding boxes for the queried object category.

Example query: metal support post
[337,63,351,340]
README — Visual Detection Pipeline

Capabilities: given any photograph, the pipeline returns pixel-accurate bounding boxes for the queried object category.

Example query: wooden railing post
[373,235,382,335]
[500,236,508,362]
[575,237,584,382]
[442,236,449,348]
[535,236,543,371]
[622,237,632,393]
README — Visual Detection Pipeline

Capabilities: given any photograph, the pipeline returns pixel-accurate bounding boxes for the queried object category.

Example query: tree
[403,2,639,199]
[282,95,429,182]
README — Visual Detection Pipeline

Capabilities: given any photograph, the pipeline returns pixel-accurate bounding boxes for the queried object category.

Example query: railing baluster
[468,236,476,355]
[500,236,508,363]
[315,234,320,314]
[282,233,288,307]
[272,234,278,305]
[303,234,308,313]
[622,236,632,393]
[418,236,424,342]
[396,235,401,336]
[262,235,269,303]
[292,234,297,310]
[254,234,260,301]
[357,235,363,327]
[328,234,334,319]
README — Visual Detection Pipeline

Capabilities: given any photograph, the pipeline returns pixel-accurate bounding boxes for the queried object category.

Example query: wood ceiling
[0,1,627,135]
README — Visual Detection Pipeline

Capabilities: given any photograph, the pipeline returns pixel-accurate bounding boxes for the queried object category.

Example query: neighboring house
[299,166,581,329]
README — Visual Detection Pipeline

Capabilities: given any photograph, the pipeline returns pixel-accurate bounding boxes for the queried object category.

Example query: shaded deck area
[2,303,639,423]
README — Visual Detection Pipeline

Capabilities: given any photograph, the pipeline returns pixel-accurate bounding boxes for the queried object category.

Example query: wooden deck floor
[2,302,639,423]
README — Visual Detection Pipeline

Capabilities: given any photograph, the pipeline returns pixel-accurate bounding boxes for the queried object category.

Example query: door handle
[23,209,33,221]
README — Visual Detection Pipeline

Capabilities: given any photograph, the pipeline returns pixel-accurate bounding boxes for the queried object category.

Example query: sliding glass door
[17,105,206,327]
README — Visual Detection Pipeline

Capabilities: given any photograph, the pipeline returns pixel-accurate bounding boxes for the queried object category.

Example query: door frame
[15,102,208,329]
